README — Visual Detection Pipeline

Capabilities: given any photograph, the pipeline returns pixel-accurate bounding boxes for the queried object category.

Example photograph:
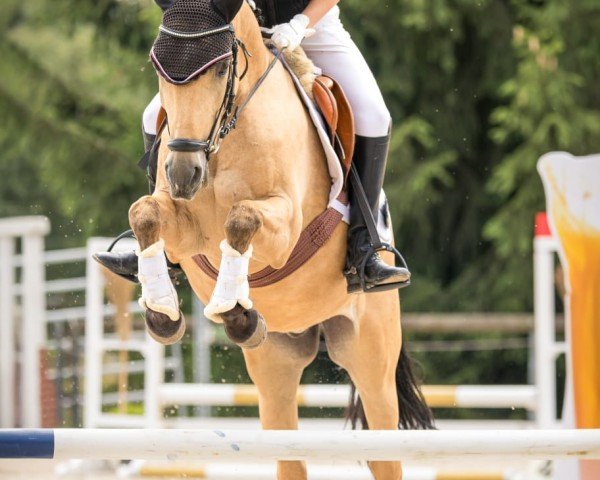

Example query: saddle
[312,75,354,182]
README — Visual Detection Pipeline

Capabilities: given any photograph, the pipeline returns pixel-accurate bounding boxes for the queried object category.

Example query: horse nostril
[192,166,202,184]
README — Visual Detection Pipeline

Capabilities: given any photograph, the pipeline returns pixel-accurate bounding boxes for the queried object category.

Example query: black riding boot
[93,130,181,283]
[344,133,411,293]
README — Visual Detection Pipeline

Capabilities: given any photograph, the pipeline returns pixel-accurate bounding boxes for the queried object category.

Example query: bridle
[153,21,283,157]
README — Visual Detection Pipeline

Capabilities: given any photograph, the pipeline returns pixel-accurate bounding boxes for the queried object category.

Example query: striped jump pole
[158,383,537,410]
[2,429,600,461]
[121,460,520,480]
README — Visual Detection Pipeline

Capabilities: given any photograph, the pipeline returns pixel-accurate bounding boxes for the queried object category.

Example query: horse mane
[264,40,316,99]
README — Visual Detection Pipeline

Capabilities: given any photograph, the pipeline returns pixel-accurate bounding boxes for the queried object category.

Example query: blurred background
[1,0,599,428]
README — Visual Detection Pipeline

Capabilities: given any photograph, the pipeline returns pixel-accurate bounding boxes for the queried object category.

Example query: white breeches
[143,93,162,136]
[142,6,390,138]
[301,6,391,137]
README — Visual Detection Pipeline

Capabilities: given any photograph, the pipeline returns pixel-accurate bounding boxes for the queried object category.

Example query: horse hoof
[145,309,186,345]
[222,304,267,349]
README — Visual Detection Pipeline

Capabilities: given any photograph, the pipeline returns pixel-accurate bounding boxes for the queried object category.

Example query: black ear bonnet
[150,0,243,84]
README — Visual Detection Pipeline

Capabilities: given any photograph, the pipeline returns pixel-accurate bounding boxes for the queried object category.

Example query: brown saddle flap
[156,107,168,135]
[313,75,355,181]
[313,77,338,143]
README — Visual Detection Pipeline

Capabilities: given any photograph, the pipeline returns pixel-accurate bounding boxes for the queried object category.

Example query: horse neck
[226,6,331,223]
[232,4,272,94]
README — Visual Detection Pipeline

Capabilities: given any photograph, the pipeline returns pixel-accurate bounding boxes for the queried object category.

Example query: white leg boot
[137,239,180,321]
[204,240,252,322]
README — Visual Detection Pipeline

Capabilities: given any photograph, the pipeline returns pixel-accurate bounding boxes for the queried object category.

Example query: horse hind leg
[242,326,320,480]
[322,303,432,480]
[129,195,185,345]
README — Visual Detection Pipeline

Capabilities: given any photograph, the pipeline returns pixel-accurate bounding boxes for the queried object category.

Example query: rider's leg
[301,8,410,292]
[94,94,180,282]
[142,93,161,150]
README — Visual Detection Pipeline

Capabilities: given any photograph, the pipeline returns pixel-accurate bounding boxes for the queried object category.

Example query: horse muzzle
[165,139,207,200]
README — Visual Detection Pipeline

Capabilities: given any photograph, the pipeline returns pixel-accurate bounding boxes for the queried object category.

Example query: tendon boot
[93,130,182,283]
[94,248,182,284]
[344,133,411,293]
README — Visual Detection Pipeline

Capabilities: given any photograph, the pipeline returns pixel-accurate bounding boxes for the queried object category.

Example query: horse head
[150,0,247,200]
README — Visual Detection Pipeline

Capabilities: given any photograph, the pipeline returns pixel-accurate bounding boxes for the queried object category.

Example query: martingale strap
[193,191,347,288]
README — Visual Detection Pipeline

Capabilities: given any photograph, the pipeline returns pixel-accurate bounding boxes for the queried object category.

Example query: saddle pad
[277,54,349,222]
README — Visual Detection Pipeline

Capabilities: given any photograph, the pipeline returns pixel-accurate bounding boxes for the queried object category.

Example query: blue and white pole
[0,430,54,458]
[1,429,600,461]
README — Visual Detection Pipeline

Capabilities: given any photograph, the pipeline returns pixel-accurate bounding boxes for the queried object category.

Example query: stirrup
[358,243,411,293]
[94,229,184,284]
[93,230,139,283]
[107,229,136,252]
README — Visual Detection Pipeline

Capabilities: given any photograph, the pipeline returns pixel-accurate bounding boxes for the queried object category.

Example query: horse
[128,0,433,478]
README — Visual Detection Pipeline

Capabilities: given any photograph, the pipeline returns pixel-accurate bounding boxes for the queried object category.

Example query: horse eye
[216,62,229,78]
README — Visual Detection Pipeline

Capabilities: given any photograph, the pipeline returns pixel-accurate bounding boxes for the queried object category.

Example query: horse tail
[347,343,435,430]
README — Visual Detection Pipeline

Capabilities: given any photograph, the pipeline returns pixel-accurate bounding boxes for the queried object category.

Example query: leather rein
[158,22,284,156]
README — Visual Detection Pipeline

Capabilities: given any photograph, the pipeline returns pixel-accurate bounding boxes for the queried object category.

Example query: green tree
[343,0,600,311]
[0,0,160,244]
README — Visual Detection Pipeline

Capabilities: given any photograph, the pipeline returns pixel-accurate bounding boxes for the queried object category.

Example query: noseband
[154,22,283,157]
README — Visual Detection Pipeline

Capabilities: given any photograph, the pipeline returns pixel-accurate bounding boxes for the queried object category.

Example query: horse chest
[212,169,270,209]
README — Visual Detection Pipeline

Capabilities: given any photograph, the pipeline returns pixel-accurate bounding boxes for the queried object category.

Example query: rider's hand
[262,14,315,51]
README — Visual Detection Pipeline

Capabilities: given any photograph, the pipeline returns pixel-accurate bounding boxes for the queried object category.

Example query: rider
[96,0,411,293]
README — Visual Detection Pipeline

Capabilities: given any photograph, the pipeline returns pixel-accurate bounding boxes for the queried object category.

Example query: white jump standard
[2,429,600,461]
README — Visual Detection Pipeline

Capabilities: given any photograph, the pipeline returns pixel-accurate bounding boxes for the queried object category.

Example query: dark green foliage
[0,0,159,237]
[342,0,599,311]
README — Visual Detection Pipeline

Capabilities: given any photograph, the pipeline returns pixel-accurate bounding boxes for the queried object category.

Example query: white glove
[263,14,315,51]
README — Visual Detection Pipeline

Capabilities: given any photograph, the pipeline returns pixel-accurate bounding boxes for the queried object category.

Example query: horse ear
[155,0,174,10]
[212,0,244,22]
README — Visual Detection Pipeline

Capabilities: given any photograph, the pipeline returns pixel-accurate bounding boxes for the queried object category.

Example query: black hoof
[145,309,186,345]
[221,304,267,349]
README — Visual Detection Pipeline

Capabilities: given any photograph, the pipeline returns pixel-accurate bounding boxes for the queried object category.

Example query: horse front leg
[204,196,297,348]
[129,195,185,345]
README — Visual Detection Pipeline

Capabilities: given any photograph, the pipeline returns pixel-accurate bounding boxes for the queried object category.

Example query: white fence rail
[0,216,50,428]
[2,429,599,461]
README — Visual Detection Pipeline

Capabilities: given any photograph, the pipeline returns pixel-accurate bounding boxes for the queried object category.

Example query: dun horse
[128,0,433,478]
